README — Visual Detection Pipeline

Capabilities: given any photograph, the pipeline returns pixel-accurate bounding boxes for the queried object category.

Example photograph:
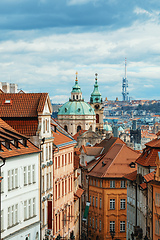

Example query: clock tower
[90,73,104,132]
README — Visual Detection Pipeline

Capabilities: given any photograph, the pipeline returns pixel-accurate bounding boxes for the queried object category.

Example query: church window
[77,125,81,132]
[73,95,75,100]
[64,125,68,132]
[65,108,67,112]
[76,95,78,99]
[96,114,99,123]
[78,108,81,112]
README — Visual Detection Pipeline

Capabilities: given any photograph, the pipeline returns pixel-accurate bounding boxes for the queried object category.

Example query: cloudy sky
[0,0,160,103]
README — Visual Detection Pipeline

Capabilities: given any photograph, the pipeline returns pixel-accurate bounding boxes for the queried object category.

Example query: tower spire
[125,58,127,79]
[75,71,78,83]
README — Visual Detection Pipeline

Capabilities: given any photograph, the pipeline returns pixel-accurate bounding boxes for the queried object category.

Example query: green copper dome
[90,74,102,104]
[71,78,82,93]
[58,101,95,116]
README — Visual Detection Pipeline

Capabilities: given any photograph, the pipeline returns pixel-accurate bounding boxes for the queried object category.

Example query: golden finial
[75,71,78,82]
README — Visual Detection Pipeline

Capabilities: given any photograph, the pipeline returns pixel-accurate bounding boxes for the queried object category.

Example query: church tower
[90,73,104,132]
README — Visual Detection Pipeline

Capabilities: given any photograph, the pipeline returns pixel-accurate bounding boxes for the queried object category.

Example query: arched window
[73,95,75,100]
[64,125,68,132]
[96,114,99,123]
[76,95,78,99]
[77,125,81,132]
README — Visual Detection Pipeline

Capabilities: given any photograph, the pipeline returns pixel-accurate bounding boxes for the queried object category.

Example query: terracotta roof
[0,118,40,159]
[145,137,160,148]
[95,136,125,154]
[156,131,160,136]
[73,130,87,141]
[0,93,48,118]
[143,171,155,182]
[123,170,137,181]
[52,128,75,146]
[88,143,140,178]
[140,183,147,190]
[74,188,84,198]
[136,148,158,167]
[4,119,38,136]
[81,145,103,156]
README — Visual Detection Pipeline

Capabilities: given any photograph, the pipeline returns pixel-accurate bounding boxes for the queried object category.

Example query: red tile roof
[143,171,155,182]
[4,119,38,136]
[88,143,140,178]
[0,93,48,118]
[140,183,147,190]
[0,118,40,159]
[75,187,84,198]
[136,148,158,167]
[123,170,137,181]
[145,138,160,148]
[80,145,103,156]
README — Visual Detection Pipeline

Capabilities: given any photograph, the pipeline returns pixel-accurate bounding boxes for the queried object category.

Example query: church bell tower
[90,73,104,132]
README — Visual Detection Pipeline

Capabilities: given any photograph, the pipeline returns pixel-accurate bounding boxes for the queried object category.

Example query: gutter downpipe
[40,138,45,240]
[0,158,5,240]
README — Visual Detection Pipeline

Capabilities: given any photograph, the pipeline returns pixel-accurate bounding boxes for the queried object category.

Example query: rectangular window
[41,147,44,162]
[96,197,98,207]
[89,217,91,227]
[110,180,115,188]
[120,221,125,232]
[120,199,126,209]
[65,154,67,165]
[11,205,14,226]
[8,207,11,227]
[15,204,18,224]
[28,199,31,218]
[100,198,102,209]
[28,166,31,184]
[93,196,94,207]
[33,198,36,216]
[99,220,101,232]
[8,170,11,190]
[155,219,160,235]
[15,168,18,188]
[49,172,52,189]
[92,218,94,229]
[100,180,102,188]
[47,173,49,190]
[58,182,60,198]
[24,201,27,220]
[1,210,4,231]
[62,155,64,166]
[42,175,45,192]
[49,145,51,159]
[68,153,70,164]
[55,184,57,200]
[65,179,67,194]
[110,199,115,210]
[96,179,98,187]
[46,146,48,161]
[90,195,92,205]
[58,156,60,168]
[43,120,45,133]
[71,152,73,163]
[95,218,97,229]
[121,180,126,188]
[62,181,64,196]
[110,221,115,232]
[55,157,57,169]
[11,170,14,189]
[32,165,36,183]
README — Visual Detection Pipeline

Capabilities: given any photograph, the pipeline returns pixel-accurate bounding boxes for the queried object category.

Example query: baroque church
[57,73,104,138]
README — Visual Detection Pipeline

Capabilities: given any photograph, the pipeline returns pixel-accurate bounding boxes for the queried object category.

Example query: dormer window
[5,100,11,103]
[5,141,10,149]
[3,99,12,105]
[23,139,27,147]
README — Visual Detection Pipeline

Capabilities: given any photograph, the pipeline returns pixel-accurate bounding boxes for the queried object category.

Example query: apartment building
[0,118,40,240]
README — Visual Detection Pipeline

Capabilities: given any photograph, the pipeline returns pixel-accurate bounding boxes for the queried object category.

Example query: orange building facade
[51,120,77,239]
[87,139,140,240]
[152,152,160,240]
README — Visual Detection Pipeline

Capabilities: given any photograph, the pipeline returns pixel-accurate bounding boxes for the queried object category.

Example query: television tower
[122,58,129,101]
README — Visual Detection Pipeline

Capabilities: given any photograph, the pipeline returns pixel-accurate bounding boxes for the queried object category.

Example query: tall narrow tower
[122,58,129,101]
